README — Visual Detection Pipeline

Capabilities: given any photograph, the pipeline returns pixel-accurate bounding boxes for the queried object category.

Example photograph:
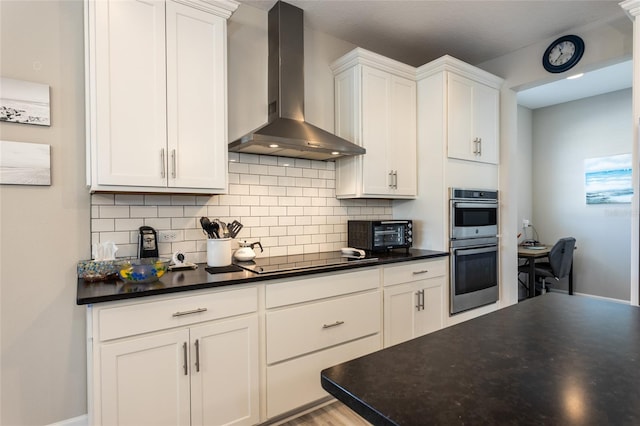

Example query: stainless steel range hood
[228,1,365,161]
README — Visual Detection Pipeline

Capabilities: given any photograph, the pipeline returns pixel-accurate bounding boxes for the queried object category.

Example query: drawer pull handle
[413,270,429,275]
[322,320,345,329]
[172,307,208,317]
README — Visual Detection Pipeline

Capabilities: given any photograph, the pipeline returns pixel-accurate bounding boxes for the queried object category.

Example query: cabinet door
[361,66,392,195]
[166,1,227,190]
[190,316,259,426]
[472,81,499,164]
[414,278,445,338]
[389,75,417,196]
[384,278,444,347]
[100,329,191,426]
[94,0,168,187]
[334,67,360,198]
[447,73,498,164]
[383,282,417,347]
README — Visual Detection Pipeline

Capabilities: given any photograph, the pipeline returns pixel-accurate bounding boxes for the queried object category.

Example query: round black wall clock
[542,35,585,73]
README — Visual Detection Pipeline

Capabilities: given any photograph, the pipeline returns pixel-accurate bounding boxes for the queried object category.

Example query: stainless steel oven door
[450,201,498,240]
[450,239,498,314]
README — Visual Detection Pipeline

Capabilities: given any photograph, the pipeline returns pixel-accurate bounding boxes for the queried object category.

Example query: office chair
[518,237,576,295]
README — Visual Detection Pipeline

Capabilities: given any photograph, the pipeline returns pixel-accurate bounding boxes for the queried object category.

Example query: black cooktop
[234,251,379,274]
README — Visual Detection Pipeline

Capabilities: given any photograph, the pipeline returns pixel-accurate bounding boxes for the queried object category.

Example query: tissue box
[77,260,120,282]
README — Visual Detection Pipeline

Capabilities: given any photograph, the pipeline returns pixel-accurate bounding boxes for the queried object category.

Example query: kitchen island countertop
[77,248,448,305]
[321,293,640,425]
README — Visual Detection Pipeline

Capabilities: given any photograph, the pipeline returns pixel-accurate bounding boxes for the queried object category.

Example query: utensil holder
[207,238,232,267]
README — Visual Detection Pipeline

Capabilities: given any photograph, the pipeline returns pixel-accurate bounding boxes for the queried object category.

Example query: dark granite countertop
[321,293,640,425]
[77,249,448,305]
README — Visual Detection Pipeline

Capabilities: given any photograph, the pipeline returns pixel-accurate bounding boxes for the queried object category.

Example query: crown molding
[620,0,640,19]
[174,0,239,19]
[330,47,417,81]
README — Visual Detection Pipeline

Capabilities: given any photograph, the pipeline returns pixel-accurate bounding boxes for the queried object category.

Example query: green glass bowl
[118,258,170,284]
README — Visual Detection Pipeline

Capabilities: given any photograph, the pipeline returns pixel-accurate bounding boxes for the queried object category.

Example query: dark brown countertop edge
[77,249,449,305]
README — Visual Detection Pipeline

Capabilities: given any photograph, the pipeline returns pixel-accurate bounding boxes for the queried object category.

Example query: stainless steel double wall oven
[449,188,499,315]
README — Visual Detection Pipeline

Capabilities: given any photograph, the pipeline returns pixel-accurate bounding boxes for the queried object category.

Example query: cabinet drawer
[383,259,447,287]
[266,291,381,364]
[266,268,379,308]
[99,286,258,341]
[266,334,380,418]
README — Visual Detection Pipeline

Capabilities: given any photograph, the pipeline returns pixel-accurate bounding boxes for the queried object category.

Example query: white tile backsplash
[90,154,392,263]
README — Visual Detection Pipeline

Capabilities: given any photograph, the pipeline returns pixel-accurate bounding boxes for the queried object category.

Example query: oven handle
[451,245,497,256]
[452,201,497,209]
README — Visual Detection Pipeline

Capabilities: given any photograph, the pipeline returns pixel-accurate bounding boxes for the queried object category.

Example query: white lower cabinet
[264,268,382,419]
[88,286,259,426]
[100,329,191,425]
[383,259,447,347]
[87,260,450,425]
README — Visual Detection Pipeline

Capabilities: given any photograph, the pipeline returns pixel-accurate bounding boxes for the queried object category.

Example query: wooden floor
[279,401,372,426]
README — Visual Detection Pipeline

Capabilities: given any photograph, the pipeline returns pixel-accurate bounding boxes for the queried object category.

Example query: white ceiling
[237,0,631,109]
[517,59,633,109]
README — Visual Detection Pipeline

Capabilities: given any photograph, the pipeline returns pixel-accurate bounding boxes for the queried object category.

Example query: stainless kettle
[234,241,263,261]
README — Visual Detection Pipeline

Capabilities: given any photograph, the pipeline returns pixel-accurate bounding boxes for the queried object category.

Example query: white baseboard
[47,414,88,426]
[550,288,630,304]
[573,291,630,304]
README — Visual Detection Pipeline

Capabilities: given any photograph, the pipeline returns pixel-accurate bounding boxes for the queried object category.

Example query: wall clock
[542,35,585,73]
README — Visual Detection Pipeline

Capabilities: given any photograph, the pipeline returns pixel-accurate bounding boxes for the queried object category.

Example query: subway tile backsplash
[91,153,392,263]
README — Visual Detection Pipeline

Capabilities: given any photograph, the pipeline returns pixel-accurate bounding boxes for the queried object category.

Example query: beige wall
[0,1,89,424]
[532,89,632,300]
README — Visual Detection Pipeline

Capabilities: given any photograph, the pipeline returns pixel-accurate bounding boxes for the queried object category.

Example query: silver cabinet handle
[171,149,177,178]
[322,320,345,329]
[415,290,425,311]
[472,138,480,155]
[194,339,200,373]
[172,307,208,317]
[415,289,425,311]
[160,149,166,178]
[388,170,394,188]
[413,269,429,275]
[182,342,188,375]
[478,137,482,156]
[393,170,398,189]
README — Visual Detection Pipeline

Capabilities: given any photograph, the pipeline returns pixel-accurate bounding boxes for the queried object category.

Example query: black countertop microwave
[348,220,413,252]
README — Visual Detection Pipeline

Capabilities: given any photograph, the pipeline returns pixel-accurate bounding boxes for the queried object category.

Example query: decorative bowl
[118,258,170,284]
[77,259,120,282]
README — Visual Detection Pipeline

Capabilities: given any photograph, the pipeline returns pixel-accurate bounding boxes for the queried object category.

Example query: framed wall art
[0,77,50,126]
[585,153,632,204]
[0,140,51,185]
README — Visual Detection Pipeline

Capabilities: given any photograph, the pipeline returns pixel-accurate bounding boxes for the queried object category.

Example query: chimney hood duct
[228,1,365,161]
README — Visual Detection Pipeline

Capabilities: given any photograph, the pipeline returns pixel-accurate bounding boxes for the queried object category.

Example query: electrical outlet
[523,219,530,228]
[159,230,179,242]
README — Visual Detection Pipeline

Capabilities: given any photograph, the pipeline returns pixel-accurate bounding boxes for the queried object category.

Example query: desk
[321,294,640,425]
[517,245,573,298]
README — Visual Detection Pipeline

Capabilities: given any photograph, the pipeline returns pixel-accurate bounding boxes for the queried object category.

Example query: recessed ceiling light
[269,144,279,148]
[331,151,340,155]
[566,73,584,80]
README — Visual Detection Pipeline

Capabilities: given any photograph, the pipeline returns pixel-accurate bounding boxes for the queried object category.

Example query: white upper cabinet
[331,48,417,199]
[85,0,238,193]
[447,72,500,164]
